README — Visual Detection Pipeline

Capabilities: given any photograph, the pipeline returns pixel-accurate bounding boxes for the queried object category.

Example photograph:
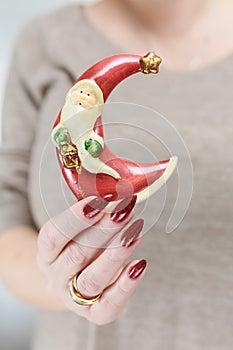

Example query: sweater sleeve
[0,19,46,232]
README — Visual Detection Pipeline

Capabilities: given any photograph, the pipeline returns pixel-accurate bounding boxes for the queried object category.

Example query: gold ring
[68,274,102,306]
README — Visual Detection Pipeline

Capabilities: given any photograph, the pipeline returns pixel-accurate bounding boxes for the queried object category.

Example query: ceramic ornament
[52,52,177,204]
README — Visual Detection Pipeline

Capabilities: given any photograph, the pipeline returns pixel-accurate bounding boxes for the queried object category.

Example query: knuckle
[38,223,55,252]
[102,296,120,313]
[117,280,129,297]
[77,273,102,296]
[63,242,87,268]
[97,283,129,320]
[107,247,126,264]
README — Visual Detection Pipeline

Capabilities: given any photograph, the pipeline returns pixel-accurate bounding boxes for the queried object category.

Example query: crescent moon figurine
[52,52,177,205]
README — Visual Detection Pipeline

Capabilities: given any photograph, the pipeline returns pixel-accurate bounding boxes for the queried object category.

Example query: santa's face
[60,80,104,139]
[70,86,98,110]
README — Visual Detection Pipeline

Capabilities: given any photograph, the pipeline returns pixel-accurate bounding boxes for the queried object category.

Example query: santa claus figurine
[52,52,177,203]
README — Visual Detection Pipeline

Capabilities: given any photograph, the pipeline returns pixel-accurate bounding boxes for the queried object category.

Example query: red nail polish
[83,197,108,218]
[128,259,147,280]
[111,195,137,223]
[121,219,144,248]
[102,193,117,202]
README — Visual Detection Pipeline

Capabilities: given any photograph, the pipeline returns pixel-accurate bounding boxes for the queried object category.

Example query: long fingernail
[83,197,108,218]
[128,259,147,280]
[111,195,137,223]
[121,219,144,248]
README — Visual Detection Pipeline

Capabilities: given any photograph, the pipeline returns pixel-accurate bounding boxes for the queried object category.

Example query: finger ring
[68,274,102,306]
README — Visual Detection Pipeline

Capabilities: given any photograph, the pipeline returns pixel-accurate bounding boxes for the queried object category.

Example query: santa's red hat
[76,52,161,101]
[53,52,161,128]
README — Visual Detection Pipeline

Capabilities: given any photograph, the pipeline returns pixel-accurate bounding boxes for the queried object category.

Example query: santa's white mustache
[70,97,93,110]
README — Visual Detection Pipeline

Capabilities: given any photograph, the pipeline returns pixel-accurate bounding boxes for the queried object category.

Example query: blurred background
[0,0,72,129]
[0,1,91,349]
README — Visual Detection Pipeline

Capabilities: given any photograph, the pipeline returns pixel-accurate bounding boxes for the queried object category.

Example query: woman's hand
[37,196,146,325]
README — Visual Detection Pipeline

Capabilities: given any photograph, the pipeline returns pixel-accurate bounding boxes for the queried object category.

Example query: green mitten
[53,127,69,146]
[84,139,103,158]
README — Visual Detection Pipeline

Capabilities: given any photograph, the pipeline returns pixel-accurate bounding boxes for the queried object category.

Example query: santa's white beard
[60,100,103,144]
